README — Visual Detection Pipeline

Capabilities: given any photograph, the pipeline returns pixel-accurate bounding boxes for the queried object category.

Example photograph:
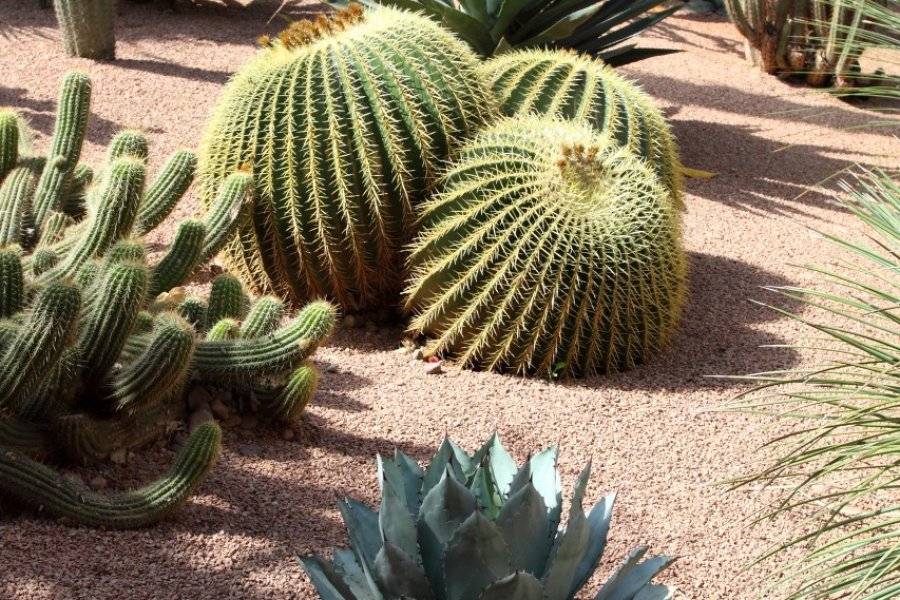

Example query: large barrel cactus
[198,4,497,313]
[405,116,686,378]
[301,435,674,599]
[0,72,337,529]
[479,49,681,204]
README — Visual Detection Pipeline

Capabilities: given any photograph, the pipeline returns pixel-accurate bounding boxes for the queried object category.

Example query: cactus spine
[198,5,496,312]
[480,49,682,205]
[405,116,686,378]
[53,0,116,60]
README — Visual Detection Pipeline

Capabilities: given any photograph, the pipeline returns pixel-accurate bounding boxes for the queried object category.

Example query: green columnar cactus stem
[0,281,81,410]
[240,295,284,338]
[198,5,496,312]
[19,345,80,421]
[78,262,149,388]
[51,158,145,279]
[177,296,207,331]
[0,159,41,246]
[62,163,93,220]
[206,273,246,325]
[53,0,116,60]
[147,220,206,298]
[200,171,252,263]
[0,247,24,318]
[103,238,147,267]
[195,300,336,377]
[75,260,100,289]
[206,318,240,341]
[30,248,59,276]
[0,414,53,461]
[405,116,686,378]
[0,110,19,181]
[113,313,195,413]
[38,211,76,248]
[258,362,318,424]
[480,49,682,205]
[135,150,197,235]
[0,422,221,529]
[107,130,149,163]
[32,72,91,227]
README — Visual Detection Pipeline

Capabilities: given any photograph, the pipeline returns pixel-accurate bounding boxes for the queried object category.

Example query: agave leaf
[299,556,358,600]
[512,0,600,40]
[473,433,517,496]
[599,46,681,68]
[528,447,562,528]
[422,438,471,496]
[395,449,425,513]
[416,0,497,55]
[541,462,592,600]
[469,464,504,519]
[444,512,514,600]
[379,453,420,516]
[477,571,544,600]
[496,482,552,575]
[526,3,605,47]
[459,0,490,23]
[634,583,675,600]
[373,542,435,600]
[379,469,421,564]
[333,549,383,600]
[594,547,675,600]
[418,467,478,600]
[570,6,680,53]
[340,498,383,576]
[568,492,617,596]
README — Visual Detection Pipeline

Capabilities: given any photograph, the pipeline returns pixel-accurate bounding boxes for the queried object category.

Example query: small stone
[343,314,359,328]
[237,443,262,458]
[412,348,424,360]
[281,428,295,441]
[187,386,212,411]
[189,407,214,432]
[210,397,231,420]
[89,476,108,490]
[424,361,443,375]
[109,449,127,465]
[325,364,339,374]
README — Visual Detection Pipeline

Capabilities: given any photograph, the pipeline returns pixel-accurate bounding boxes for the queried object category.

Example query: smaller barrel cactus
[479,49,681,204]
[301,435,674,599]
[405,116,686,378]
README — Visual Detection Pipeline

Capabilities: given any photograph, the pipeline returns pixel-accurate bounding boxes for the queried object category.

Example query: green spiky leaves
[199,6,496,312]
[480,49,681,205]
[405,116,686,377]
[301,435,674,599]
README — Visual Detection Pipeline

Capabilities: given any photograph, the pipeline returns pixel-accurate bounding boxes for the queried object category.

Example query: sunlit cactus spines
[480,49,682,205]
[53,0,116,60]
[405,116,686,378]
[198,4,497,313]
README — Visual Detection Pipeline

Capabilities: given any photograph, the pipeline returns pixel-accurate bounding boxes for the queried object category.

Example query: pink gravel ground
[1,2,898,599]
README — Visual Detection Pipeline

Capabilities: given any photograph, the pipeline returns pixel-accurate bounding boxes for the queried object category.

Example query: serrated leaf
[541,462,592,600]
[477,571,543,600]
[340,498,383,575]
[373,542,435,600]
[379,470,420,564]
[423,439,470,496]
[418,468,478,600]
[496,482,552,575]
[529,447,562,527]
[395,449,425,513]
[469,464,504,519]
[568,492,617,596]
[527,3,604,46]
[444,512,513,600]
[594,547,675,600]
[473,434,517,496]
[333,549,382,600]
[299,556,357,600]
[634,583,675,600]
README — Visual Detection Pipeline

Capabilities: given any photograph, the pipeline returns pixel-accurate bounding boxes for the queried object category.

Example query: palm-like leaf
[730,169,900,600]
[330,0,679,64]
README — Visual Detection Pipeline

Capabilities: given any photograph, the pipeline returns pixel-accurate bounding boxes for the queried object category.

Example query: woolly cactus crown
[199,4,496,313]
[405,115,686,377]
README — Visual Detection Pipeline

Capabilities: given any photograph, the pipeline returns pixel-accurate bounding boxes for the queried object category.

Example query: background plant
[331,0,680,66]
[198,5,496,314]
[301,434,674,599]
[0,72,337,529]
[53,0,116,59]
[729,170,899,599]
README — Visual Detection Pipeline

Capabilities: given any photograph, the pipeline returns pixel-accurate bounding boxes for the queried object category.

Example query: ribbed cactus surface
[53,0,116,60]
[480,49,681,204]
[405,116,686,377]
[199,5,496,312]
[0,72,337,529]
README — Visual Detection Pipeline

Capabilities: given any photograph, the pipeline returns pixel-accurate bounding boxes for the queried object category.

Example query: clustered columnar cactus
[0,72,337,529]
[724,0,874,87]
[479,49,681,205]
[198,5,497,314]
[53,0,116,60]
[405,116,686,378]
[301,435,674,599]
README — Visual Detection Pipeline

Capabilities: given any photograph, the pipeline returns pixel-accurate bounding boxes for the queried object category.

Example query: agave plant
[301,435,674,599]
[330,0,680,65]
[730,170,900,600]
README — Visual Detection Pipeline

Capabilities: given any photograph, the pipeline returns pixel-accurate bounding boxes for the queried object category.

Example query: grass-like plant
[730,169,899,600]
